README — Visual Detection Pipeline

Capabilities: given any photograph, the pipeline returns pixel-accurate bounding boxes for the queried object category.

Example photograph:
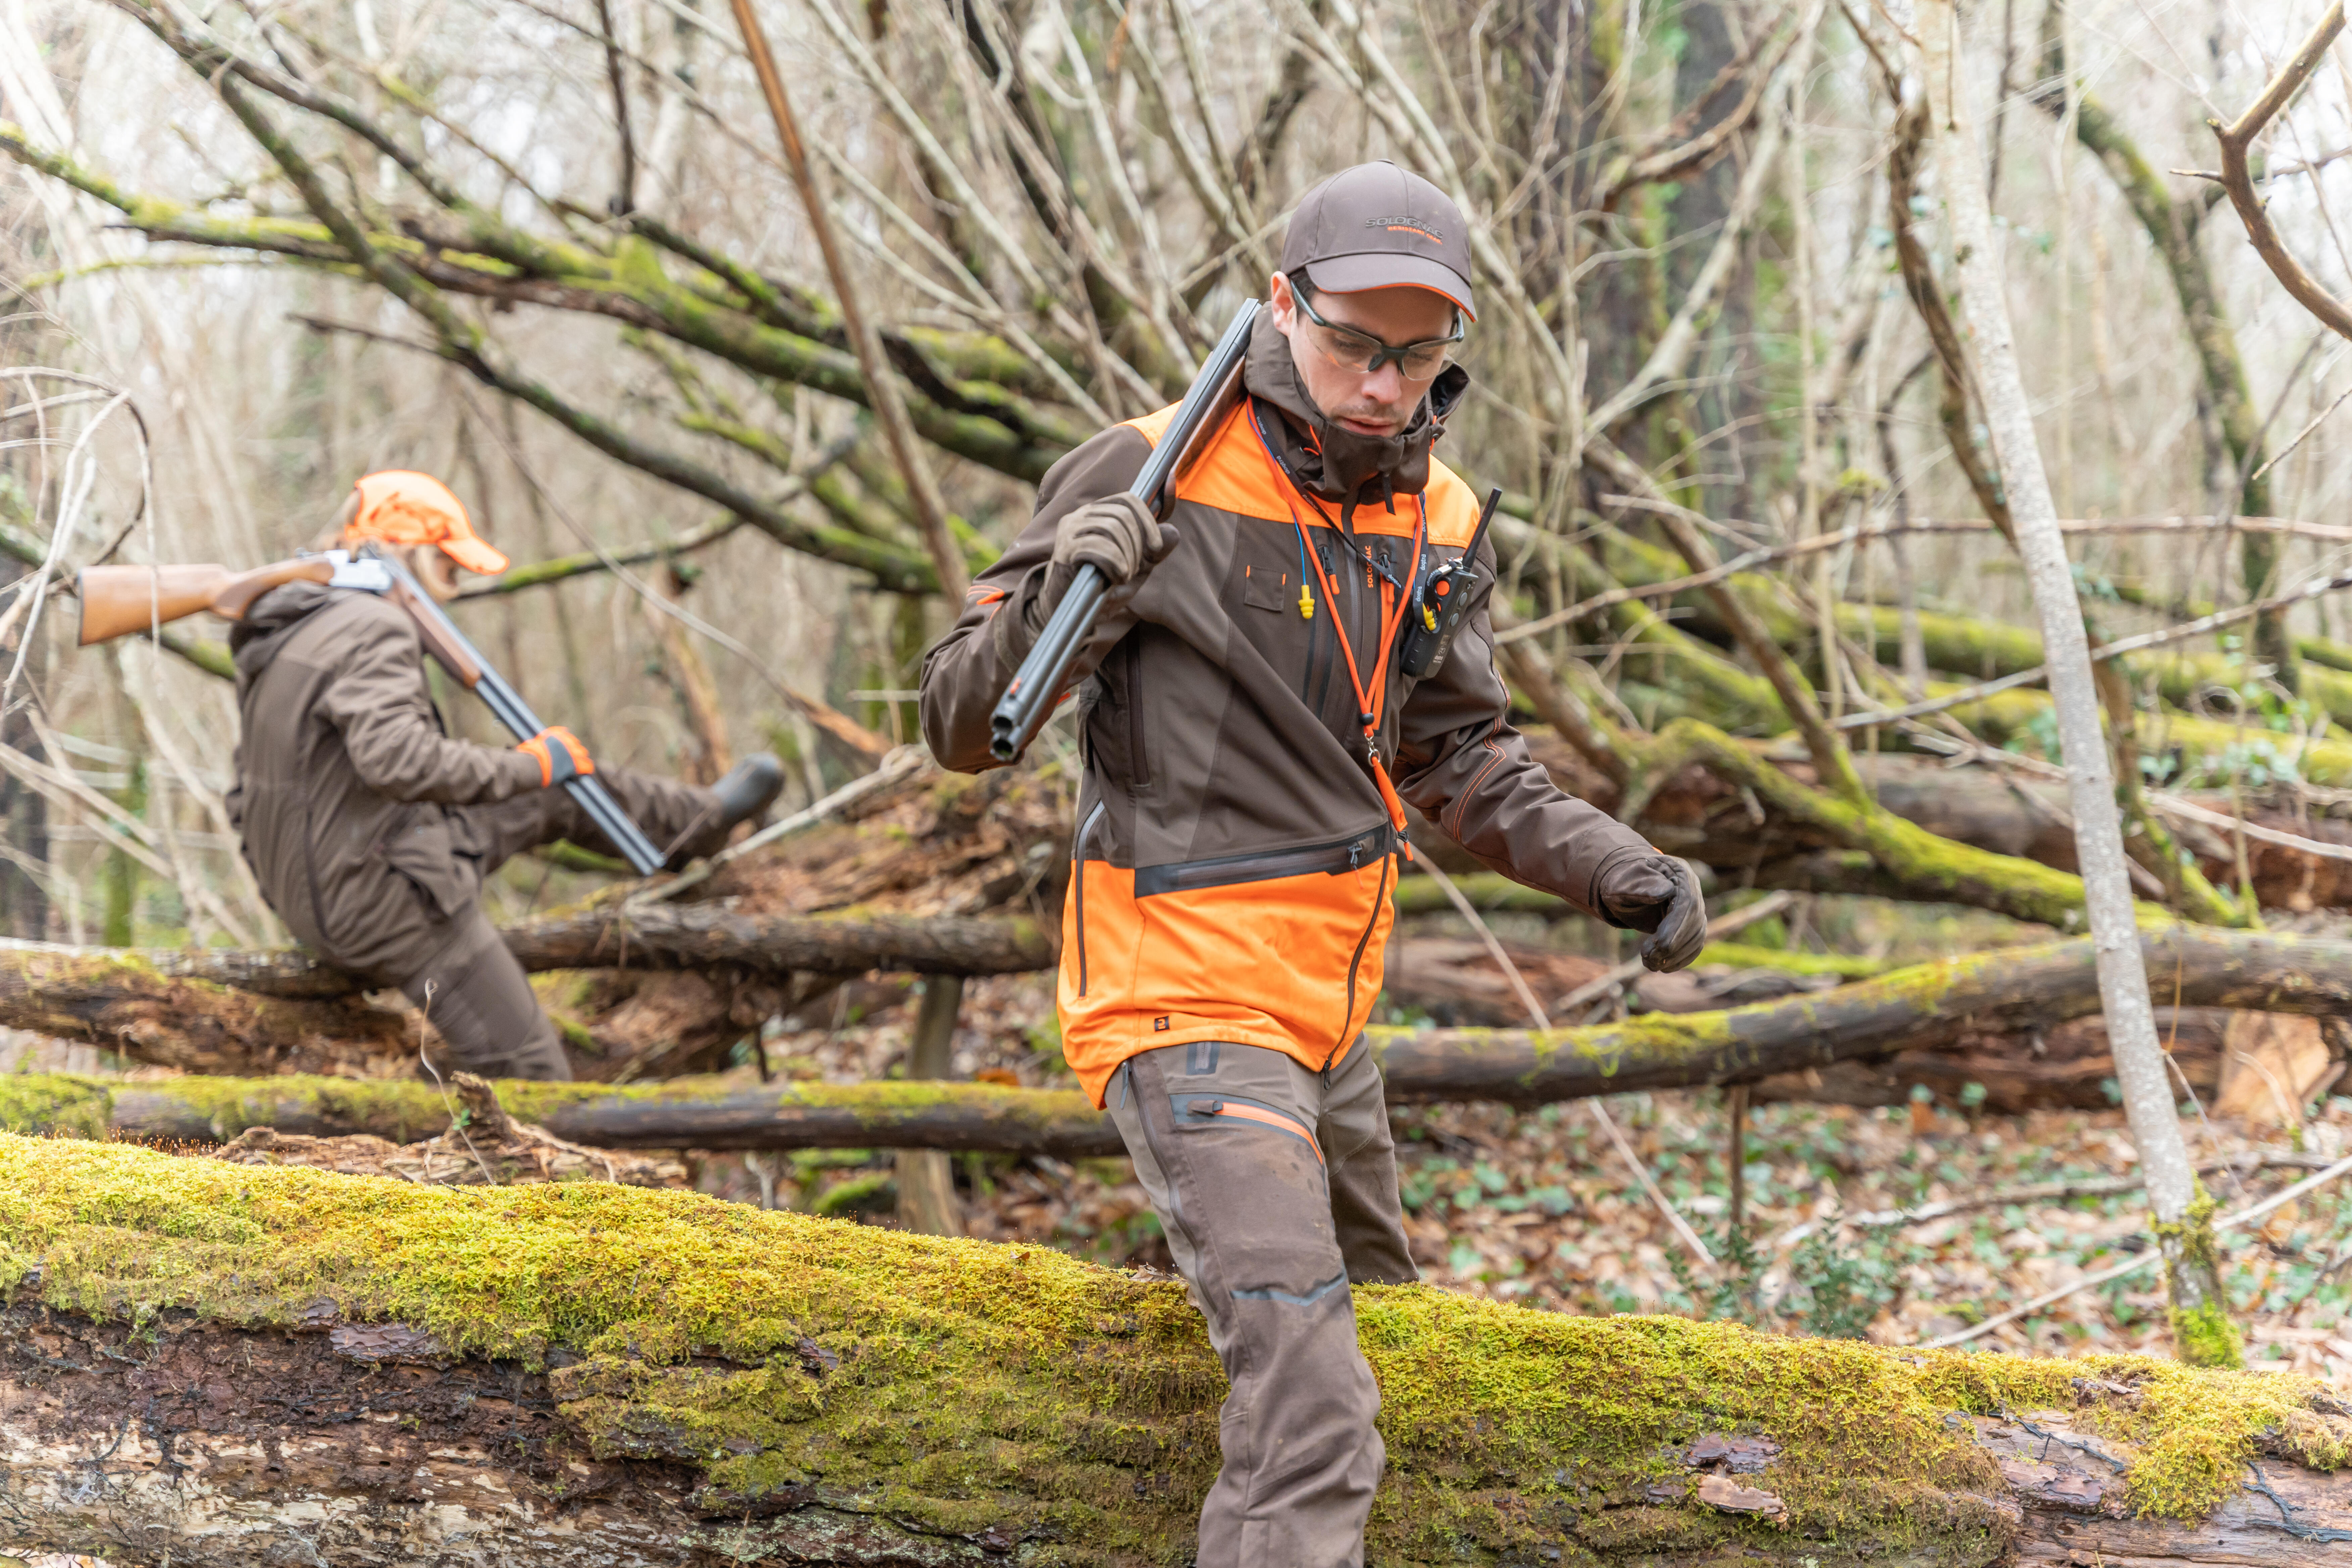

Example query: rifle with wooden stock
[75,548,668,874]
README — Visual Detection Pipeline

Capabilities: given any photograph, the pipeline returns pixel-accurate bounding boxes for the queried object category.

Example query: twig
[1782,1152,2339,1242]
[0,372,141,714]
[588,0,638,214]
[1832,560,2352,730]
[413,982,497,1187]
[1924,1147,2352,1348]
[2250,379,2352,485]
[1551,891,1800,1016]
[2209,1,2352,342]
[2144,791,2352,867]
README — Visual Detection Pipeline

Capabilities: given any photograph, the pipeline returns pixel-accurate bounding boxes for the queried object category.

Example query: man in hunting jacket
[921,164,1707,1565]
[228,471,782,1081]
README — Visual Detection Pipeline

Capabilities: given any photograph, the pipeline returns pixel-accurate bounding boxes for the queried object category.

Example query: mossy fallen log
[1366,926,2352,1103]
[500,905,1061,977]
[0,1135,2342,1567]
[0,938,414,1076]
[0,910,1058,1076]
[0,1072,1127,1158]
[9,928,2347,1155]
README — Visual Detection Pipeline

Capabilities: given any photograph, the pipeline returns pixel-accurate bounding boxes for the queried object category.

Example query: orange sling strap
[1247,410,1424,841]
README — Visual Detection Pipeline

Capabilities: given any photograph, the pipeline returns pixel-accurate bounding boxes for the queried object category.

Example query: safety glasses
[1293,290,1465,382]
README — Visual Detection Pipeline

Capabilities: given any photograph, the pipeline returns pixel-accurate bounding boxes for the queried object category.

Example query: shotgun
[987,298,1260,762]
[76,549,670,875]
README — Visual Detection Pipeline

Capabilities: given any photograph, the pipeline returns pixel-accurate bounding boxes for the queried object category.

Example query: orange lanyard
[1250,414,1424,837]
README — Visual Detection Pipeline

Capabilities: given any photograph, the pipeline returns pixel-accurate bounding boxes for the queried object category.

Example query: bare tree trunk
[1918,0,2236,1366]
[895,973,966,1236]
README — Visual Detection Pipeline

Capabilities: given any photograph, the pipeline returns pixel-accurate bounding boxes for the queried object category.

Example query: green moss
[0,1133,2332,1559]
[1694,943,1893,978]
[2155,1189,2245,1371]
[0,1074,112,1140]
[808,1169,895,1217]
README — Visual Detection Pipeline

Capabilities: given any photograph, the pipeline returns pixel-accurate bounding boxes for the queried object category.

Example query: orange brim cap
[348,470,508,575]
[439,535,509,575]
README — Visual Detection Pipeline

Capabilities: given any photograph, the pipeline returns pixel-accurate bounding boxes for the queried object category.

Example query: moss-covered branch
[0,1135,2342,1564]
[0,116,1080,494]
[10,926,2346,1143]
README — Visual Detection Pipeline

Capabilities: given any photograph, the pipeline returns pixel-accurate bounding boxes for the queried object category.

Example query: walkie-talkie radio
[1397,486,1503,680]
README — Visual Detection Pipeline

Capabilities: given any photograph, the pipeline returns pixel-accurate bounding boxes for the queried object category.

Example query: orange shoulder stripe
[1123,401,1488,545]
[1422,457,1483,549]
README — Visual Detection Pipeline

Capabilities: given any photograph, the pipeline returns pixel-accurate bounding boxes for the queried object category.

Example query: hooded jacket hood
[1241,309,1470,521]
[230,580,339,679]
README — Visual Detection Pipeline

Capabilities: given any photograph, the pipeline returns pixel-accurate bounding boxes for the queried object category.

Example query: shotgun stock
[77,558,335,646]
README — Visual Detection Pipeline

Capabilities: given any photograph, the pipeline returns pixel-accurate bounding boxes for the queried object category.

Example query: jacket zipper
[1133,824,1392,896]
[1124,647,1151,790]
[1303,539,1332,718]
[1072,801,1106,997]
[1328,847,1394,1071]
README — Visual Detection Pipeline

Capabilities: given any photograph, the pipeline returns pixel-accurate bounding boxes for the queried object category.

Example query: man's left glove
[993,493,1180,669]
[518,725,594,787]
[1597,853,1708,973]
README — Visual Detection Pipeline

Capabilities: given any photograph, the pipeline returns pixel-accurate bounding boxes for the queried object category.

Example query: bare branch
[2210,0,2352,342]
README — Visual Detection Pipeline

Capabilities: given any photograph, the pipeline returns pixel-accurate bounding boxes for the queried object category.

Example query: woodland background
[7,0,2352,1379]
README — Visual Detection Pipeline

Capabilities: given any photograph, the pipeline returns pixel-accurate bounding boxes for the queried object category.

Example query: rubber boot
[709,753,785,833]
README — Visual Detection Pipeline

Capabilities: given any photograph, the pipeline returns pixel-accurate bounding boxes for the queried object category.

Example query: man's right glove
[993,493,1178,668]
[1597,853,1708,973]
[518,725,594,787]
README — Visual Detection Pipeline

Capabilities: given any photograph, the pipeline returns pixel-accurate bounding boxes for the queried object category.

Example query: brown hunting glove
[1597,853,1708,973]
[993,493,1179,668]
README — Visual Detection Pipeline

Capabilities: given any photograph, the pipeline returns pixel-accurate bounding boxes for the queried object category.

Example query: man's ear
[1268,270,1295,332]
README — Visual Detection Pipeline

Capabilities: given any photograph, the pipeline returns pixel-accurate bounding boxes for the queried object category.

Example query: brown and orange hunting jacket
[922,315,1651,1105]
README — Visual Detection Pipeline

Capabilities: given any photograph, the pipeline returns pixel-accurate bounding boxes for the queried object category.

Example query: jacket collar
[1240,308,1470,522]
[229,578,338,674]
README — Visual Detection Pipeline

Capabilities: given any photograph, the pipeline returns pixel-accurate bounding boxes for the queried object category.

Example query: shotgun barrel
[987,299,1261,763]
[78,548,669,876]
[368,550,670,876]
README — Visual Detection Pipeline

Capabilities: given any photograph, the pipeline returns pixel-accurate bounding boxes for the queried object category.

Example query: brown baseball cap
[1280,161,1476,322]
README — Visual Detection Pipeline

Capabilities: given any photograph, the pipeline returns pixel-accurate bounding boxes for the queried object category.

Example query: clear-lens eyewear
[1295,291,1464,382]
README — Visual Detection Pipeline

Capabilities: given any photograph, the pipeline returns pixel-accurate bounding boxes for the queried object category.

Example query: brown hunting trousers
[1107,1038,1416,1568]
[398,764,722,1081]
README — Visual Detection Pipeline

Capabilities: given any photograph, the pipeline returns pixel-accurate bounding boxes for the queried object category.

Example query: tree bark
[11,928,2348,1154]
[0,1135,2342,1567]
[895,973,967,1236]
[500,905,1059,977]
[1921,0,2235,1365]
